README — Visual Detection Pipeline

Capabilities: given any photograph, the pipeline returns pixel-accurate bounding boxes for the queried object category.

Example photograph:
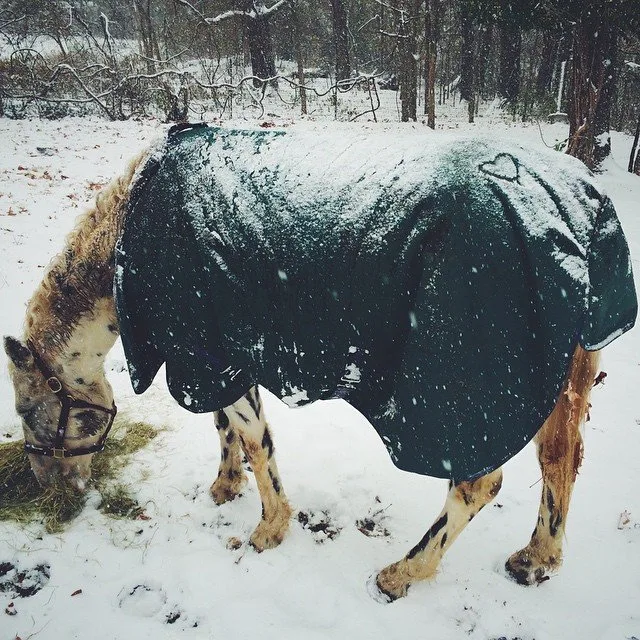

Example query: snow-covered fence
[0,40,381,122]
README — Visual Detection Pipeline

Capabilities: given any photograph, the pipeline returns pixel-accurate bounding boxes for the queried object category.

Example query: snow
[0,115,639,640]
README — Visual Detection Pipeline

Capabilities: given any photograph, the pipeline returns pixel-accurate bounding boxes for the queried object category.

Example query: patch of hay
[99,484,145,519]
[0,416,158,533]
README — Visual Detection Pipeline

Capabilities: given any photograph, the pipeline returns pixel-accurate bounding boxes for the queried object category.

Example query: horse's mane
[25,151,149,353]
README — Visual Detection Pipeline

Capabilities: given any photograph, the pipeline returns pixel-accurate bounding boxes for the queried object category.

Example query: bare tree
[329,0,351,81]
[175,0,287,86]
[133,0,161,72]
[498,23,521,106]
[460,2,475,122]
[380,0,418,122]
[424,0,440,128]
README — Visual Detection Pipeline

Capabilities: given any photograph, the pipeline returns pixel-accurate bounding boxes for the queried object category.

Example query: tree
[424,0,440,128]
[243,1,278,84]
[329,0,350,81]
[497,23,521,106]
[565,0,638,168]
[133,0,161,72]
[175,0,286,86]
[393,0,419,122]
[459,2,475,120]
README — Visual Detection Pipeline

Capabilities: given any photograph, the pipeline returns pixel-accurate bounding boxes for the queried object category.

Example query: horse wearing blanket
[4,124,637,601]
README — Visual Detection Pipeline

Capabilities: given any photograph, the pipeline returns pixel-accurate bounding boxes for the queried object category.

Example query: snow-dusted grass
[0,112,639,640]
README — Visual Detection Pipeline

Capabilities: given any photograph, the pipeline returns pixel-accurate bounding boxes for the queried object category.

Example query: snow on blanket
[115,123,637,481]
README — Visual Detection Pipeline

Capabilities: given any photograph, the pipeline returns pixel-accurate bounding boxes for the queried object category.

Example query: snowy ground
[0,110,639,640]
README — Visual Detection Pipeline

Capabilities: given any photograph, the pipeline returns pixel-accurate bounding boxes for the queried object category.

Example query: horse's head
[4,336,116,492]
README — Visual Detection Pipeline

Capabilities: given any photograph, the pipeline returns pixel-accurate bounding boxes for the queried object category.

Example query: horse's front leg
[226,388,292,550]
[376,468,503,601]
[210,409,248,504]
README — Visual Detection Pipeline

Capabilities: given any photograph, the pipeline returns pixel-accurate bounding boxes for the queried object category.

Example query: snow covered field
[0,113,639,640]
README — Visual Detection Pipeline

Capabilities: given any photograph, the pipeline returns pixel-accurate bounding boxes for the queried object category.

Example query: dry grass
[0,416,158,532]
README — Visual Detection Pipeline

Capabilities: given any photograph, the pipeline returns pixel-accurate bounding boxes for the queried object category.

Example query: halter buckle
[52,447,67,459]
[47,377,63,393]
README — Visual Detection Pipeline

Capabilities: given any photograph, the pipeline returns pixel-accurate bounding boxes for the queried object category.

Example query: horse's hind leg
[210,409,248,504]
[226,388,292,550]
[376,467,503,601]
[506,345,599,585]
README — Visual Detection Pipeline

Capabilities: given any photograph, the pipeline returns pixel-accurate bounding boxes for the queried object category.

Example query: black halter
[24,341,117,459]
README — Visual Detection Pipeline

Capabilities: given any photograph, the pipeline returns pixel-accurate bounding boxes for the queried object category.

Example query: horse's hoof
[505,550,557,585]
[249,511,291,551]
[210,473,247,505]
[249,530,284,552]
[374,567,409,601]
[366,574,398,604]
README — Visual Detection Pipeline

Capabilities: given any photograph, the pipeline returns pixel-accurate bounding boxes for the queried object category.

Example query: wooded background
[1,0,639,170]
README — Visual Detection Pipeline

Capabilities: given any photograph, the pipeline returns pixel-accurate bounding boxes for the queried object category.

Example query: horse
[4,124,636,602]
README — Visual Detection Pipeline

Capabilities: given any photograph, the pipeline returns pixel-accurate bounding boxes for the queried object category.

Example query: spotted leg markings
[0,561,50,598]
[375,468,504,601]
[244,387,262,420]
[504,484,565,585]
[226,391,292,551]
[210,409,248,505]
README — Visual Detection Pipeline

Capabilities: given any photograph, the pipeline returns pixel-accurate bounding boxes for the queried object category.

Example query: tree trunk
[329,0,350,82]
[292,7,307,115]
[536,31,556,98]
[133,0,160,73]
[398,0,418,122]
[566,8,615,169]
[459,4,474,103]
[498,23,521,106]
[243,2,278,87]
[424,0,440,127]
[476,24,492,100]
[379,3,385,68]
[629,112,640,174]
[593,27,618,166]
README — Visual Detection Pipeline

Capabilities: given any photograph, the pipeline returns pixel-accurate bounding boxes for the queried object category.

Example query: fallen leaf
[594,371,607,387]
[71,589,82,597]
[618,510,632,530]
[226,536,243,551]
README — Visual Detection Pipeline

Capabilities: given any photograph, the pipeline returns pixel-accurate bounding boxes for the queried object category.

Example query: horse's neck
[23,148,148,399]
[56,296,119,388]
[28,296,119,401]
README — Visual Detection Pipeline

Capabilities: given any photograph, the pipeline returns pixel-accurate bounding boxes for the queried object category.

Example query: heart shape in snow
[480,153,520,182]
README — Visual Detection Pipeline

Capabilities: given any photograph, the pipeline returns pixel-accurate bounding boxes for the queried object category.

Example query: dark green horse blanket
[114,123,637,481]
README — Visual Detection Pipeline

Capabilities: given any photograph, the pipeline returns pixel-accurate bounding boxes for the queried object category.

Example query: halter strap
[24,341,117,459]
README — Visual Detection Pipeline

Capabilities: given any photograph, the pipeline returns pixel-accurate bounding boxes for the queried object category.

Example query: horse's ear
[3,336,33,369]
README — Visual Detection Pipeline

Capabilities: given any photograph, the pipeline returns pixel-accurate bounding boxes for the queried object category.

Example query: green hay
[99,484,145,519]
[0,416,158,533]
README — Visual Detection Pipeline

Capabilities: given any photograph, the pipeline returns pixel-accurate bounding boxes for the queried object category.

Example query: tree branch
[175,0,290,24]
[0,14,25,31]
[258,0,291,17]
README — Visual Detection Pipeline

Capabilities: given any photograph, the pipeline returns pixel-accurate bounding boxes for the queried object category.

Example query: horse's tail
[537,344,601,480]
